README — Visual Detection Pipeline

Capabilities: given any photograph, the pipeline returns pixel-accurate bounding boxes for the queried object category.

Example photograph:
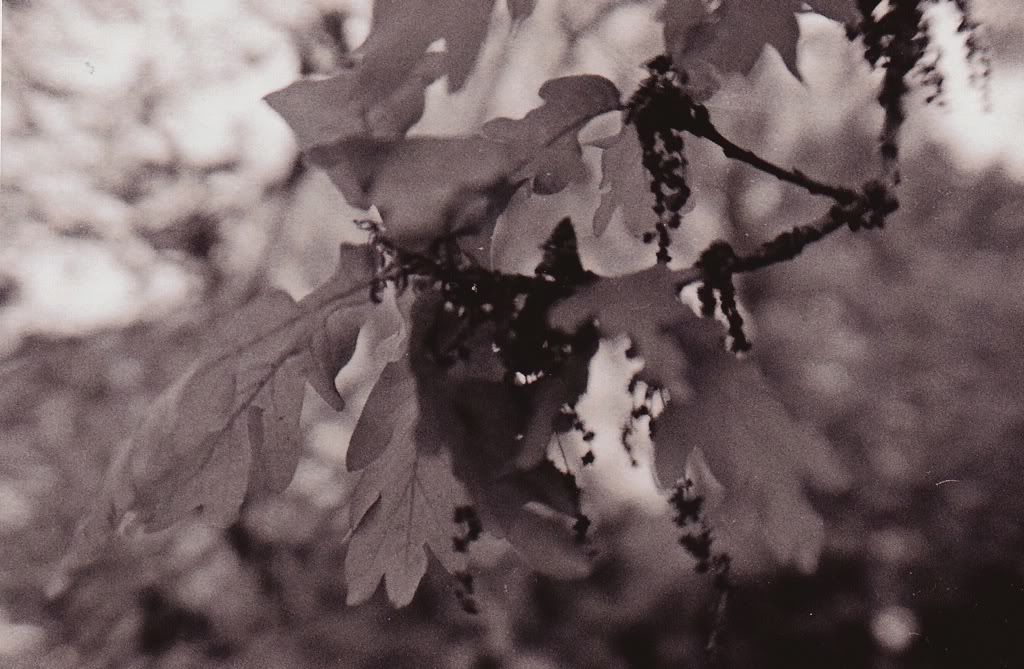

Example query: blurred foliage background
[2,0,1023,667]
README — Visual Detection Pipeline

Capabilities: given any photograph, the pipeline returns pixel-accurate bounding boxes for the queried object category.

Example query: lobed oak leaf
[278,76,619,256]
[669,0,803,80]
[344,343,587,599]
[307,136,516,251]
[358,0,498,94]
[140,290,309,515]
[59,290,313,583]
[591,124,663,239]
[659,0,711,57]
[125,363,249,529]
[305,244,400,412]
[264,53,446,151]
[652,336,851,572]
[483,75,622,195]
[342,222,602,603]
[553,263,849,571]
[346,359,417,473]
[344,400,473,607]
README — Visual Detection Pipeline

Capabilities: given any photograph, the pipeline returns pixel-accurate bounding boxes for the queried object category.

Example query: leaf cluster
[56,0,988,615]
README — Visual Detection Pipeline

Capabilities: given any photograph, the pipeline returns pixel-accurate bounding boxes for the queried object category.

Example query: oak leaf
[357,0,498,94]
[305,244,379,411]
[553,263,850,571]
[264,54,445,151]
[344,396,473,606]
[58,290,311,584]
[592,124,663,239]
[652,332,852,572]
[667,0,803,80]
[307,137,516,251]
[137,289,309,522]
[483,75,622,195]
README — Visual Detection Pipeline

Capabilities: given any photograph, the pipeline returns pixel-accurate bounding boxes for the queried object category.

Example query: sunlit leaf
[483,75,622,195]
[653,337,851,571]
[592,124,662,239]
[668,0,803,80]
[264,54,445,151]
[307,136,515,251]
[358,0,498,93]
[306,245,401,412]
[135,290,308,523]
[659,0,711,57]
[344,400,473,607]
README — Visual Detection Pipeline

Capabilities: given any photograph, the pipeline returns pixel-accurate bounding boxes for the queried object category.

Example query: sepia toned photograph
[1,1,1022,667]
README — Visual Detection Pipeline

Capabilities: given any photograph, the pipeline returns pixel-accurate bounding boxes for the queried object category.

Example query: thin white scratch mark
[935,479,961,486]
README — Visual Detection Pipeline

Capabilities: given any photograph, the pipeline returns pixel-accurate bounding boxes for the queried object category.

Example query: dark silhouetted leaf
[806,0,859,24]
[344,339,588,603]
[507,0,537,23]
[549,264,718,396]
[408,297,592,577]
[660,0,711,58]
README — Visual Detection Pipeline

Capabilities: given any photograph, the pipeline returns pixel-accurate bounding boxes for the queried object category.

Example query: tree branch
[629,57,861,206]
[681,103,860,204]
[673,179,898,289]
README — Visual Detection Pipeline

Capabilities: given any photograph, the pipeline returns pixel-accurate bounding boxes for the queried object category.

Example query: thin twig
[683,107,860,204]
[672,179,896,290]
